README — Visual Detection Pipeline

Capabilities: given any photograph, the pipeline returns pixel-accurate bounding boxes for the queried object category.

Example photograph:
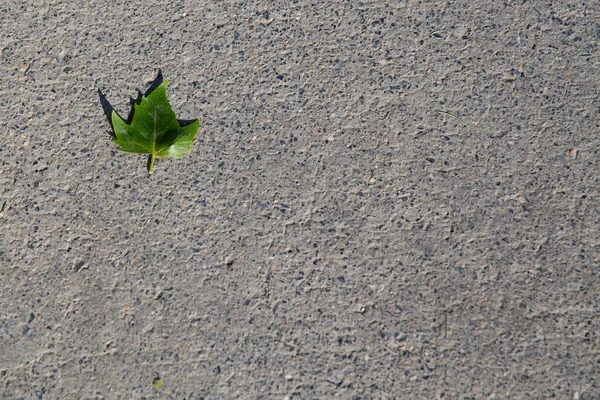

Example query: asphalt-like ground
[1,1,599,398]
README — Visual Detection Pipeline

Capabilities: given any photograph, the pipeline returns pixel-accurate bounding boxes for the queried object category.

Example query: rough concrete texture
[1,0,599,398]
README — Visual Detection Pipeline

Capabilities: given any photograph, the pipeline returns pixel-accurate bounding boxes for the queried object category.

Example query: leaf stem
[148,154,156,174]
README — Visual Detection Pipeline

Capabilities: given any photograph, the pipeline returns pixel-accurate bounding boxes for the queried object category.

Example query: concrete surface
[1,0,599,398]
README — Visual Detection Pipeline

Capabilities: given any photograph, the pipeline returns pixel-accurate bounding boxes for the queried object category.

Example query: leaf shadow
[178,119,198,128]
[97,87,117,139]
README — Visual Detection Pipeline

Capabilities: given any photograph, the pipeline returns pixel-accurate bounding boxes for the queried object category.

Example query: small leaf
[152,377,164,390]
[101,73,200,174]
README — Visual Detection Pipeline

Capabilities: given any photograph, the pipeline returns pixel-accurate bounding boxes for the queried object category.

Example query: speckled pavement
[1,1,599,398]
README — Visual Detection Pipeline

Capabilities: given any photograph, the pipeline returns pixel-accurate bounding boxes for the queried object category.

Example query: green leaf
[110,79,199,174]
[152,377,164,390]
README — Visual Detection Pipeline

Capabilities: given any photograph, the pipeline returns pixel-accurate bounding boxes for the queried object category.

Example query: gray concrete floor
[1,0,599,398]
